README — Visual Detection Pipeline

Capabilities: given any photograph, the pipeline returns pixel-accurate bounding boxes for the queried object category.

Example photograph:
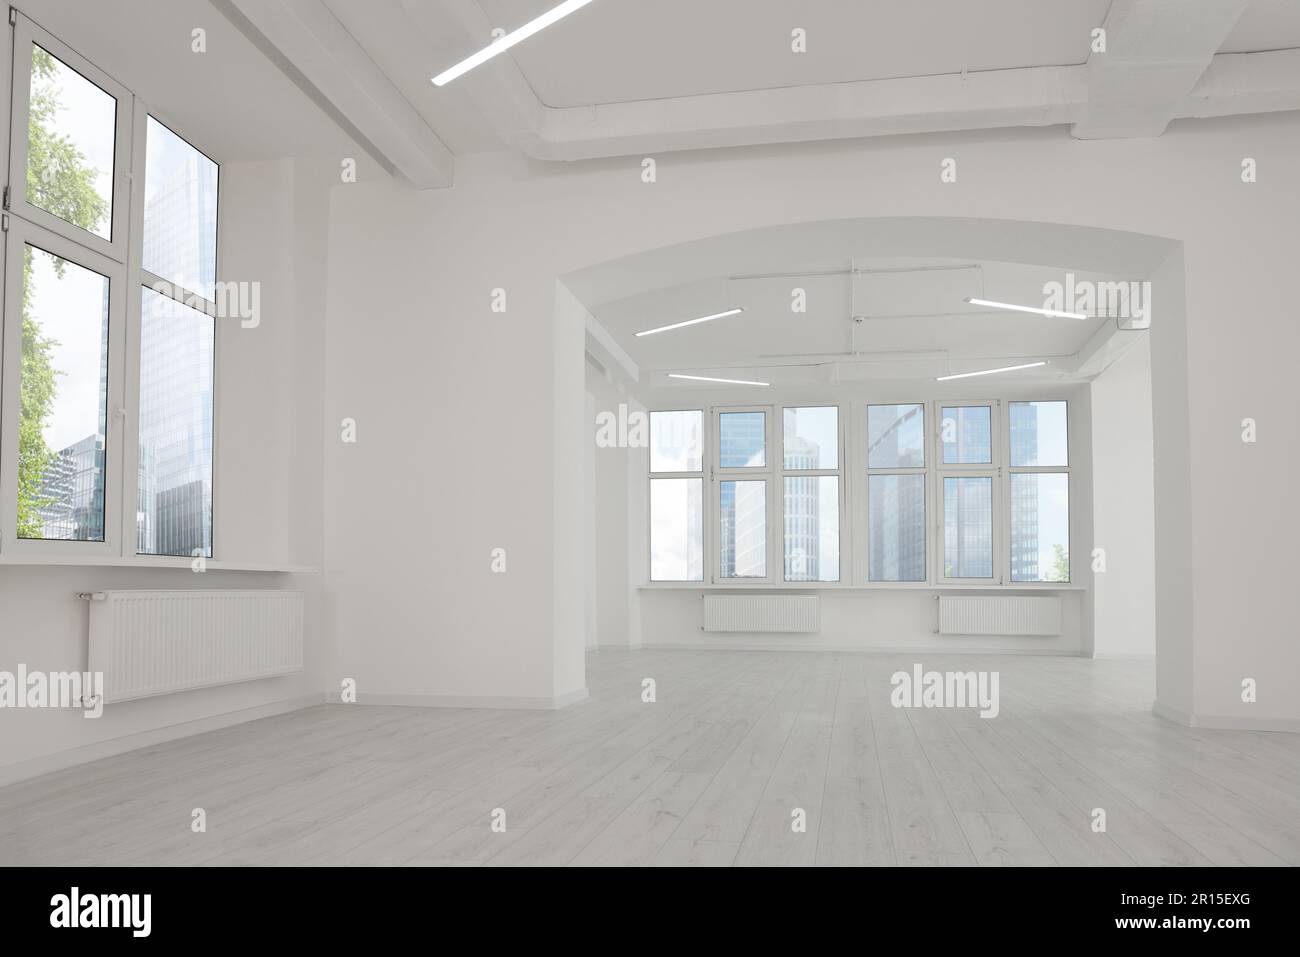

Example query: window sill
[0,556,316,573]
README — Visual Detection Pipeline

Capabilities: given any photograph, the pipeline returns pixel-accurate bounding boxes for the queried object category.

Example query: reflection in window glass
[783,406,837,470]
[944,476,993,578]
[720,480,766,577]
[138,287,214,557]
[143,116,219,300]
[719,411,765,468]
[26,44,115,240]
[941,405,992,464]
[784,476,838,581]
[18,245,110,541]
[648,410,702,473]
[650,478,702,581]
[867,404,925,468]
[1011,473,1069,582]
[1009,401,1068,467]
[869,474,926,581]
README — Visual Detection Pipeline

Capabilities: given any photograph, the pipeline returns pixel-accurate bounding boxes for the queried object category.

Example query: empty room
[0,0,1297,927]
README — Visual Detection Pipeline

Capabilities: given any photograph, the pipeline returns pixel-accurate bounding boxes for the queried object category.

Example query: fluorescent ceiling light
[936,361,1048,382]
[964,296,1089,321]
[432,0,596,86]
[634,307,745,337]
[668,373,770,387]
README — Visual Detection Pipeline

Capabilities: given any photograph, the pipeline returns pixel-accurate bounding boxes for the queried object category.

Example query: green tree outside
[1049,542,1070,583]
[16,46,109,536]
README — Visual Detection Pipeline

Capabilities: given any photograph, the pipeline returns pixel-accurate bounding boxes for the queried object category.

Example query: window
[14,245,110,541]
[941,404,992,464]
[937,402,997,582]
[719,410,765,468]
[649,411,703,581]
[782,406,839,581]
[717,407,770,579]
[944,476,994,579]
[867,404,925,581]
[142,116,219,301]
[643,396,1071,590]
[137,289,214,556]
[1008,401,1070,582]
[136,120,218,558]
[0,14,217,562]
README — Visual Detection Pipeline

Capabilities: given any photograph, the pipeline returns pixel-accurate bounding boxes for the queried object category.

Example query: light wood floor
[2,650,1297,866]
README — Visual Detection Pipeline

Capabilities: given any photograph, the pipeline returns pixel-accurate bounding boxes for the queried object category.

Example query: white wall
[322,115,1299,729]
[1090,337,1156,657]
[0,157,334,781]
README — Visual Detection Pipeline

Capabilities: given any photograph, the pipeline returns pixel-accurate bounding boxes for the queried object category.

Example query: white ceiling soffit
[1072,0,1254,138]
[219,0,455,187]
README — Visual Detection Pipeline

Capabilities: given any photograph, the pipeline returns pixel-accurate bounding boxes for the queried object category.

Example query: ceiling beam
[1071,0,1250,139]
[220,0,454,188]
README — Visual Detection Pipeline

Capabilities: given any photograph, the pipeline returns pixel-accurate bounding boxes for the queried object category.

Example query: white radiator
[937,595,1061,636]
[703,595,820,633]
[88,590,304,704]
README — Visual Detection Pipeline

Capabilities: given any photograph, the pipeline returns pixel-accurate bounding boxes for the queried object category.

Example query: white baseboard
[1152,699,1299,733]
[640,641,1081,655]
[325,688,589,710]
[0,693,327,788]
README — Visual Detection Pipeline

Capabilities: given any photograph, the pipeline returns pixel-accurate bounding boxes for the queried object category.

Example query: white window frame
[1003,399,1071,585]
[713,404,773,584]
[780,404,843,583]
[0,220,126,557]
[5,13,133,262]
[0,10,221,564]
[861,401,929,586]
[646,408,705,583]
[935,399,1002,584]
[125,107,220,560]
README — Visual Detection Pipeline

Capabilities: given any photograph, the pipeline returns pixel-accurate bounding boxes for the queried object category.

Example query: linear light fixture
[432,0,596,86]
[668,373,770,387]
[634,307,745,337]
[964,297,1089,321]
[935,361,1048,382]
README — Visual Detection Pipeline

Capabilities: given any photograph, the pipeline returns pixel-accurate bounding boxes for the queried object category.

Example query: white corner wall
[1090,337,1156,658]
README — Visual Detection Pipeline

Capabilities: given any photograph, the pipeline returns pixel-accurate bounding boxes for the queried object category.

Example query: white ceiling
[481,0,1112,108]
[19,0,356,164]
[595,259,1118,388]
[211,0,1300,185]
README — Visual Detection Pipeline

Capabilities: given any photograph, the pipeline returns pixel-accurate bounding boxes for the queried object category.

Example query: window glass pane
[719,411,765,468]
[943,476,993,578]
[1009,400,1068,467]
[26,44,115,240]
[650,478,702,581]
[941,405,992,464]
[18,245,109,541]
[868,474,926,582]
[649,410,702,472]
[1011,473,1070,582]
[720,480,766,577]
[143,117,219,300]
[783,406,837,469]
[138,287,214,557]
[784,475,838,581]
[867,403,925,468]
